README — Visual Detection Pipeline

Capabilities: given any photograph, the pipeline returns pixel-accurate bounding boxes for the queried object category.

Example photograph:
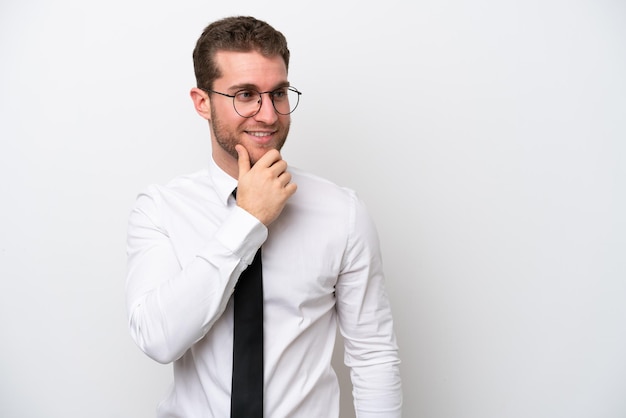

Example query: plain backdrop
[1,0,625,417]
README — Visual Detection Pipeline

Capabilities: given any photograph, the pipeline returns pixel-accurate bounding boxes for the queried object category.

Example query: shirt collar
[208,157,238,206]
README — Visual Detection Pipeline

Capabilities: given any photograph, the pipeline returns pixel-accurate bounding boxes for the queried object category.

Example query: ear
[190,87,212,120]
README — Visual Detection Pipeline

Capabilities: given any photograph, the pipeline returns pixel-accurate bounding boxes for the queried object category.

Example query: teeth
[249,131,272,137]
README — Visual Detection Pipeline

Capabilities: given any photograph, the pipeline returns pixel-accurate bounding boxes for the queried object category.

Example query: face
[204,50,291,177]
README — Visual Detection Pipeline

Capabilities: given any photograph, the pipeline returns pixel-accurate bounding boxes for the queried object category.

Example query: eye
[271,87,289,100]
[235,90,259,102]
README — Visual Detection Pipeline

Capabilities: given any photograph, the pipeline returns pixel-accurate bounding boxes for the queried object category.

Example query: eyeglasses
[204,86,302,118]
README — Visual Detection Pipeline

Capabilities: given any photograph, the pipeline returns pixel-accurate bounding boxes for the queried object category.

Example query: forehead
[213,50,288,89]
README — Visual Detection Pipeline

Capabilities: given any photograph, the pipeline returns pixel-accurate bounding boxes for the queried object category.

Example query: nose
[253,92,280,124]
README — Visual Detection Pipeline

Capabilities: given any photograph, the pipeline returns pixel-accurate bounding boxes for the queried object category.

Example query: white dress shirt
[126,158,402,417]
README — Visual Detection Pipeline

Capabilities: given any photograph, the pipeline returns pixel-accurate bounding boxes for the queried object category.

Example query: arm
[126,147,296,365]
[336,194,403,417]
[125,187,266,364]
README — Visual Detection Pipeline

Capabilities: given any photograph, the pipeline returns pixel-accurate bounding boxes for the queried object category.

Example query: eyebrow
[227,81,290,92]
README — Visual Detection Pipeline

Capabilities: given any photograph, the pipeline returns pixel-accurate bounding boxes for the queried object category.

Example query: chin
[248,147,274,166]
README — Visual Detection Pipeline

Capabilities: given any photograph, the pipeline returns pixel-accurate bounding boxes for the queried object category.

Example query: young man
[126,16,402,417]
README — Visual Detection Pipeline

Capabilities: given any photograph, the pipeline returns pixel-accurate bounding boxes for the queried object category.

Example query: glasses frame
[203,86,302,118]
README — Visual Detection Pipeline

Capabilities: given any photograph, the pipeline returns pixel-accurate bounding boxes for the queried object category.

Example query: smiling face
[196,50,291,178]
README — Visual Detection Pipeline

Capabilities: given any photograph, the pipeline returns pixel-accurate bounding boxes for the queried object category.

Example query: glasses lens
[233,88,301,117]
[233,90,262,118]
[272,87,300,115]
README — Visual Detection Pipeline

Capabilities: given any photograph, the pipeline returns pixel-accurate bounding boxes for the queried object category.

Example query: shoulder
[289,166,357,202]
[140,169,210,197]
[286,166,371,225]
[285,167,381,251]
[154,168,210,192]
[134,168,214,212]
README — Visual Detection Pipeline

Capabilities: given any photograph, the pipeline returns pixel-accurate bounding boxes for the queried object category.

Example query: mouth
[245,129,276,145]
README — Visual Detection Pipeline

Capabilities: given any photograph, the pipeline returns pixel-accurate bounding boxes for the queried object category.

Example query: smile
[247,131,274,137]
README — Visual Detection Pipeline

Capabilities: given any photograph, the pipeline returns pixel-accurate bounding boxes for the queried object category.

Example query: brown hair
[192,16,291,91]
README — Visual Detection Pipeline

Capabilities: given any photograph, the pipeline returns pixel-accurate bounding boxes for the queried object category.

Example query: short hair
[192,16,291,91]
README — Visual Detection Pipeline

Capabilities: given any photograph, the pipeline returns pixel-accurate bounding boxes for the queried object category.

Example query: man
[126,16,402,417]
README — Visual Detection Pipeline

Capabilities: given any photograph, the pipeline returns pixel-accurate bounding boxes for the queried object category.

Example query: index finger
[255,149,283,168]
[235,144,251,177]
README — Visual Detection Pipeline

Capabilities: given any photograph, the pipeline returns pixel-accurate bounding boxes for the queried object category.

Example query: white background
[1,0,625,417]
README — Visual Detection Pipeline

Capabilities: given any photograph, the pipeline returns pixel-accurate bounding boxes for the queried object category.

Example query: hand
[235,145,297,226]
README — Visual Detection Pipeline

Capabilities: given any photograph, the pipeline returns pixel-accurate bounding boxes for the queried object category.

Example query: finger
[235,145,251,177]
[256,149,282,168]
[278,171,292,187]
[284,181,298,196]
[269,159,288,177]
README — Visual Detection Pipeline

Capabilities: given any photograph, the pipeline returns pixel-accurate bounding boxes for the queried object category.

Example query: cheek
[212,102,242,125]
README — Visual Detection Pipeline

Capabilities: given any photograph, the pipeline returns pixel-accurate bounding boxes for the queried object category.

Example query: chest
[165,196,350,301]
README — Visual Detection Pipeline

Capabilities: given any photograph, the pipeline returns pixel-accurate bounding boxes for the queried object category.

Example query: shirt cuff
[214,206,268,265]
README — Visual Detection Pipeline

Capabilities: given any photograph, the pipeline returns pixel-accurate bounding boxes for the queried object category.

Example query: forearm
[340,300,403,417]
[345,330,403,417]
[127,243,244,364]
[125,195,266,363]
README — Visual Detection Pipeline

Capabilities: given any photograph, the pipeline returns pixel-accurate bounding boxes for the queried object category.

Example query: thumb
[235,145,251,178]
